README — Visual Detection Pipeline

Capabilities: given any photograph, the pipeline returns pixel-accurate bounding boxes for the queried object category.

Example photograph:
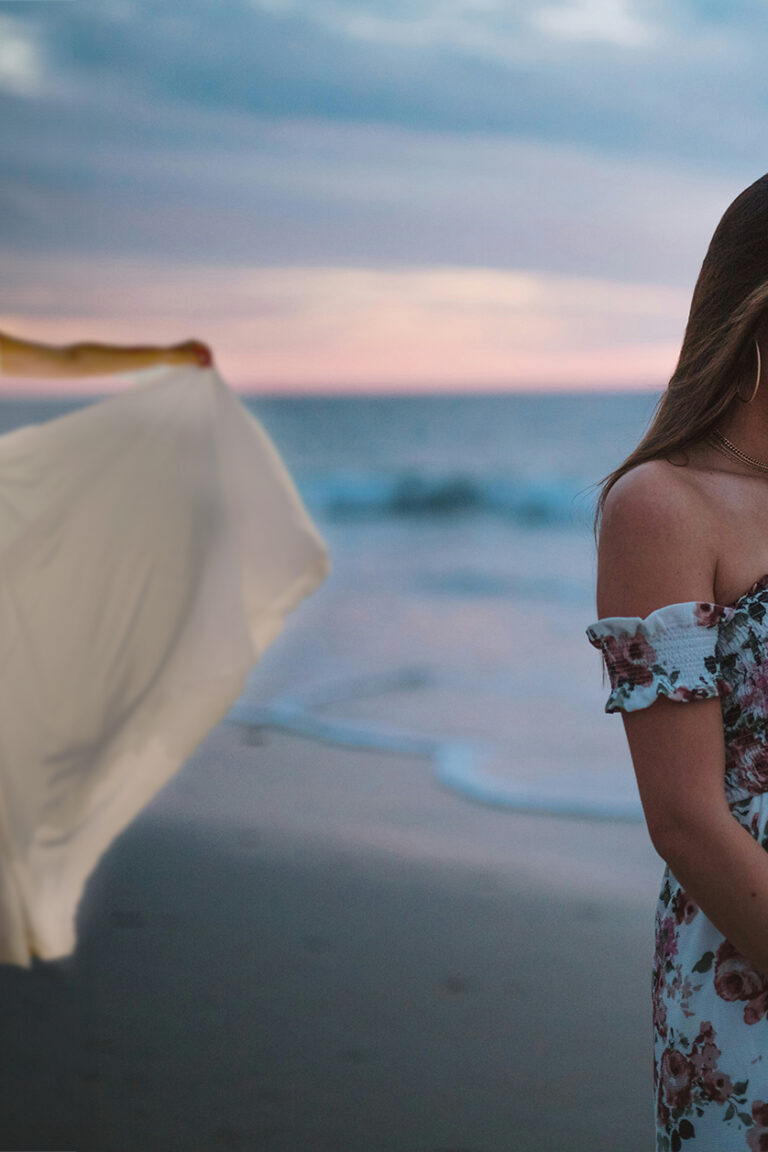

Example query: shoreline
[0,727,658,1151]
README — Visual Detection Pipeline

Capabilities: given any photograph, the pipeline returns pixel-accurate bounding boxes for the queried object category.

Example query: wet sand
[0,722,660,1152]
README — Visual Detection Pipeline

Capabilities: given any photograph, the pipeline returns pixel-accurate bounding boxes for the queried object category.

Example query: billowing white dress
[0,353,330,967]
[587,586,768,1151]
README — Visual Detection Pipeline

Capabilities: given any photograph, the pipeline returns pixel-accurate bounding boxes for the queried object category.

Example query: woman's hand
[163,339,213,368]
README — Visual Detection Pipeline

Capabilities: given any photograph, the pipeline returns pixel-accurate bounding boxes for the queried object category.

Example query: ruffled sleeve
[585,600,728,714]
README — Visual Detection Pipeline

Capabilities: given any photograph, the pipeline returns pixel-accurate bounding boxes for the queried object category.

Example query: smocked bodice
[586,572,768,810]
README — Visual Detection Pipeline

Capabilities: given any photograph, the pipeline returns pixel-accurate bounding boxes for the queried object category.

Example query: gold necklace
[707,428,768,474]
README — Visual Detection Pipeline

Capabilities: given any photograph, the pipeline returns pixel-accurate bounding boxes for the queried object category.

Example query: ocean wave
[300,469,593,527]
[227,668,643,824]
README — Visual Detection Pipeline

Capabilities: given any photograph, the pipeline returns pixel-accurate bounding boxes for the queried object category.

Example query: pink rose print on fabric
[734,661,768,724]
[600,629,657,690]
[726,731,763,788]
[750,660,768,697]
[694,602,729,628]
[714,939,768,1024]
[668,969,702,1020]
[659,1046,694,1115]
[667,685,714,702]
[656,1020,750,1143]
[653,974,668,1043]
[746,750,768,797]
[672,889,699,926]
[689,1021,733,1103]
[657,912,679,966]
[748,1100,768,1151]
[653,965,669,1042]
[745,991,768,1027]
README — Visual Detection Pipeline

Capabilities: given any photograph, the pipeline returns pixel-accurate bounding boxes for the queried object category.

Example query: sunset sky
[0,1,763,393]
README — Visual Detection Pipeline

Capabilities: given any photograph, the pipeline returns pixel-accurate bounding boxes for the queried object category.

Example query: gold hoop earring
[737,337,762,404]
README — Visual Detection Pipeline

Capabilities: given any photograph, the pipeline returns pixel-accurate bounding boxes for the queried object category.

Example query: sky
[0,0,765,393]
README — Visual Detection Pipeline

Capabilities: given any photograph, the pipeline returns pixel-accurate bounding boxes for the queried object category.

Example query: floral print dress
[586,573,768,1152]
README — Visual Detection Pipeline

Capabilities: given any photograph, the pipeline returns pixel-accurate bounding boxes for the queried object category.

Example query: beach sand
[0,717,661,1152]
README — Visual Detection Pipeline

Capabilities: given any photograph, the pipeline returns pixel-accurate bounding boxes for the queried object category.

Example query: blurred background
[0,3,762,1150]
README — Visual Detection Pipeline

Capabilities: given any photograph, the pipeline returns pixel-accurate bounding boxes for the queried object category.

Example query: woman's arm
[0,331,212,378]
[654,799,768,976]
[598,462,768,976]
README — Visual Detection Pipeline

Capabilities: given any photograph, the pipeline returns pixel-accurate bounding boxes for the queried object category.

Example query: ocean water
[0,388,663,822]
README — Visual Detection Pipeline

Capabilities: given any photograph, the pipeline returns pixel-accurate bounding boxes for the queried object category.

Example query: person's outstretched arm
[0,331,212,377]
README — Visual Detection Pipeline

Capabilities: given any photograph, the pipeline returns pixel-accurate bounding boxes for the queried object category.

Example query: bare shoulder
[596,459,717,619]
[601,458,707,529]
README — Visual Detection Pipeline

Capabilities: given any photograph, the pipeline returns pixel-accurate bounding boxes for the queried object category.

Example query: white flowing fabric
[0,360,330,966]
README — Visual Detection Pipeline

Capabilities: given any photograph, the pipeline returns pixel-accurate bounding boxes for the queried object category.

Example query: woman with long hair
[587,174,768,1150]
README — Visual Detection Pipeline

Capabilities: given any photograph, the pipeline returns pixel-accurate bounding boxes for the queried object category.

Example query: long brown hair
[591,173,768,548]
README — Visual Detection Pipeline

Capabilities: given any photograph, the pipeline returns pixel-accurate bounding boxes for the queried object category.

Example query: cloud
[0,0,763,391]
[0,96,742,288]
[3,0,763,170]
[0,15,49,97]
[0,252,690,393]
[533,0,657,47]
[249,0,658,54]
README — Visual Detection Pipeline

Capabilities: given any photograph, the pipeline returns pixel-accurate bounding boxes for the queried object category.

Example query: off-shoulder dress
[587,576,768,1152]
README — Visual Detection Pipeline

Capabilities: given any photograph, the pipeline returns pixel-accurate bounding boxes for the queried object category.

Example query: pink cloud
[0,253,685,394]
